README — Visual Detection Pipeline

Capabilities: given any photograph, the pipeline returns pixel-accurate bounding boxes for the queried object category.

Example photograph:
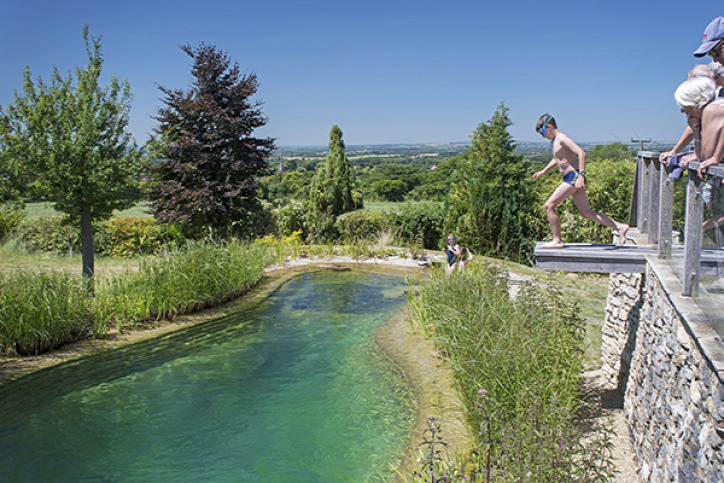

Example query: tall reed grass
[1,240,271,355]
[93,239,270,331]
[0,270,91,356]
[406,261,614,481]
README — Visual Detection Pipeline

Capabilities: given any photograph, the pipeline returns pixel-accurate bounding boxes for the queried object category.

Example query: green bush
[104,217,184,257]
[335,210,390,242]
[16,215,79,254]
[273,201,307,238]
[0,203,25,242]
[388,202,444,249]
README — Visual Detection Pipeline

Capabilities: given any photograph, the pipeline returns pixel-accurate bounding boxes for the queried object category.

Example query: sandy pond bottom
[0,269,465,482]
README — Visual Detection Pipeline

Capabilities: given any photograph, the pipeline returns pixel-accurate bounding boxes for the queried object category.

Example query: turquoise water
[0,271,416,482]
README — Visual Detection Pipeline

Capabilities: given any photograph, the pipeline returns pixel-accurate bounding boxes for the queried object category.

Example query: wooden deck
[534,242,724,273]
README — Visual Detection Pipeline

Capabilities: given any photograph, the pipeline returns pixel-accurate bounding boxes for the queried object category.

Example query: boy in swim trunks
[533,114,630,248]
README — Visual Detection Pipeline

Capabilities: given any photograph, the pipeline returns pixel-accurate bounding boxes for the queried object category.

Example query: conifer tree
[445,103,541,262]
[151,43,275,238]
[307,125,358,240]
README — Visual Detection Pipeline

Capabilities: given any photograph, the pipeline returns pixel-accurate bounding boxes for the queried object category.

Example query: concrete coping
[646,256,724,381]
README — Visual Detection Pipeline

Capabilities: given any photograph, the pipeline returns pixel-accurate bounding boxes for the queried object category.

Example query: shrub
[335,210,390,242]
[388,202,444,249]
[104,217,184,257]
[16,215,79,254]
[0,202,25,242]
[273,200,307,238]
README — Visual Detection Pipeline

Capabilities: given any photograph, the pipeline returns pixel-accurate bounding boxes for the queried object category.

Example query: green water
[0,271,416,482]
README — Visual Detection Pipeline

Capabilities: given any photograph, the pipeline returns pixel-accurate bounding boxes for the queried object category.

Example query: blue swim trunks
[562,170,579,186]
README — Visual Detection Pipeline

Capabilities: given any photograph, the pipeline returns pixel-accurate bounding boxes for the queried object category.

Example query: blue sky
[0,1,721,147]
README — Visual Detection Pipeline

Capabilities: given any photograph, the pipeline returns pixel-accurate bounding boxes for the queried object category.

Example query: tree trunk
[80,203,95,293]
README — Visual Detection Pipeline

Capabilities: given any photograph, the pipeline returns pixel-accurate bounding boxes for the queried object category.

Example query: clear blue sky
[0,1,721,147]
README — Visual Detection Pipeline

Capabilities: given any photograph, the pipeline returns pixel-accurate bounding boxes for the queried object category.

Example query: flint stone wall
[601,258,724,482]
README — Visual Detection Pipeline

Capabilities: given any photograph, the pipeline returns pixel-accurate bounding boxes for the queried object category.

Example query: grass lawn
[363,201,442,213]
[24,201,152,219]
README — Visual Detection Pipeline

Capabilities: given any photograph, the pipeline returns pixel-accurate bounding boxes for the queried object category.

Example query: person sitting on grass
[533,114,630,248]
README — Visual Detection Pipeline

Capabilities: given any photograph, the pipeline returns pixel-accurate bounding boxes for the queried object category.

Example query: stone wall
[601,258,724,482]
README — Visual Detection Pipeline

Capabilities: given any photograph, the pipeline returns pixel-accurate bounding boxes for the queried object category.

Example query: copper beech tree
[151,43,275,238]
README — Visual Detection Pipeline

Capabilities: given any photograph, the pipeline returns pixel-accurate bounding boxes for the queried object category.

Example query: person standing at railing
[660,63,723,164]
[533,114,631,248]
[674,77,724,177]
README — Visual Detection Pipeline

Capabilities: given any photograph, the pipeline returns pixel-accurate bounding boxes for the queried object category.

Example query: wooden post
[683,168,703,297]
[638,153,651,233]
[658,161,673,259]
[647,154,661,243]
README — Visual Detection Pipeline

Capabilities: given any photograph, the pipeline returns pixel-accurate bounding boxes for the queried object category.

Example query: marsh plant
[94,239,269,331]
[406,261,615,481]
[406,390,615,482]
[0,270,91,355]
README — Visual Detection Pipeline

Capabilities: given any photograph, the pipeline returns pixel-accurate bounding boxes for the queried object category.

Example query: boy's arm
[533,158,557,180]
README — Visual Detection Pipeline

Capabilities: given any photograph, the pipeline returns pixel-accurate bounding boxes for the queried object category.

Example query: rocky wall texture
[601,260,724,482]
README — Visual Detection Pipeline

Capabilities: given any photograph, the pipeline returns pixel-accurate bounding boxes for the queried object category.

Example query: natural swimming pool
[0,270,416,482]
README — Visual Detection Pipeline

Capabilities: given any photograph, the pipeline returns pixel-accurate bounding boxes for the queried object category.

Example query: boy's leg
[541,183,576,248]
[571,188,630,244]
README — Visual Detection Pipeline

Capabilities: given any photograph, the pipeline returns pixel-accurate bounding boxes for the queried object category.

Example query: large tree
[0,26,142,282]
[444,103,541,262]
[307,125,359,240]
[151,43,275,238]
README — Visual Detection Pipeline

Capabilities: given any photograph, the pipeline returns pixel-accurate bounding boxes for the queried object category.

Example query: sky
[0,1,722,148]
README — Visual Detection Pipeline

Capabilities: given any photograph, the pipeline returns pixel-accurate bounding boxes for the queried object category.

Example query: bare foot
[616,225,630,246]
[540,241,565,249]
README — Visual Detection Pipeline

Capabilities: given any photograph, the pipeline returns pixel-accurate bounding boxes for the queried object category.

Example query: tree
[444,103,541,262]
[306,125,359,240]
[151,43,275,238]
[0,26,142,283]
[587,142,636,162]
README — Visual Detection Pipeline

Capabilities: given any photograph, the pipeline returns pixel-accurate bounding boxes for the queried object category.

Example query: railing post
[683,168,704,297]
[637,153,651,233]
[658,159,673,258]
[647,154,661,243]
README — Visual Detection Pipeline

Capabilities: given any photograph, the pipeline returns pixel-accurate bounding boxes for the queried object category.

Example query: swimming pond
[0,270,416,482]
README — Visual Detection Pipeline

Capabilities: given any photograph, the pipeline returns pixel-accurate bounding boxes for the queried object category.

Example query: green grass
[363,201,443,213]
[24,201,152,219]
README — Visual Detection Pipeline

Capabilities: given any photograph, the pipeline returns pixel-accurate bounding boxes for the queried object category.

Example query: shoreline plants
[405,261,615,481]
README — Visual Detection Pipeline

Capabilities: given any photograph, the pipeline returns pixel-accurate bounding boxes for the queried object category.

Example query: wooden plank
[534,242,724,274]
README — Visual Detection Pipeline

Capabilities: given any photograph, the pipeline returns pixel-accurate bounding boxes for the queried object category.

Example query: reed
[0,270,91,356]
[94,239,270,331]
[406,261,613,481]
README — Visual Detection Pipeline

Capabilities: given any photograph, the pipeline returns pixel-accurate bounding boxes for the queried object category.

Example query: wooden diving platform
[534,242,724,274]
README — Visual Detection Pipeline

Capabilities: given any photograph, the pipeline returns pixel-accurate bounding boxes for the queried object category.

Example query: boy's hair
[536,113,557,133]
[674,77,717,109]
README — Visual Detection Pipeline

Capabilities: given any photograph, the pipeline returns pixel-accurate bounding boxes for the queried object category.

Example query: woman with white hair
[674,76,724,176]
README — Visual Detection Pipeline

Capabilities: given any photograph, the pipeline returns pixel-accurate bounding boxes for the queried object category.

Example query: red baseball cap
[694,17,724,57]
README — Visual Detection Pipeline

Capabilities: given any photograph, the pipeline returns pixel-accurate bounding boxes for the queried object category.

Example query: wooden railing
[634,151,724,296]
